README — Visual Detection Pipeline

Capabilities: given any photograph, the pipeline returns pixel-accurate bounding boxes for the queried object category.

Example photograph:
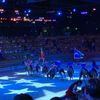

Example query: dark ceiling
[26,0,100,5]
[23,0,100,11]
[6,0,100,8]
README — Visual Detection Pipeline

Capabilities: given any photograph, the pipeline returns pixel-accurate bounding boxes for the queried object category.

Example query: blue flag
[74,48,84,59]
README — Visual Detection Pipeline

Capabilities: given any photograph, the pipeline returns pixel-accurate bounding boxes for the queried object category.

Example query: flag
[74,48,84,59]
[40,48,45,60]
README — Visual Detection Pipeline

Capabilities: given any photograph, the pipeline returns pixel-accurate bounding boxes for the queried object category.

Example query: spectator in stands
[91,38,96,52]
[78,86,89,100]
[13,93,33,100]
[63,80,82,100]
[86,79,100,99]
[78,78,100,100]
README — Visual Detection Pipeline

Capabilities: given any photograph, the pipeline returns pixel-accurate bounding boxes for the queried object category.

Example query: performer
[67,65,74,80]
[47,63,57,79]
[55,60,61,72]
[24,58,33,76]
[98,72,100,79]
[55,60,66,79]
[42,63,48,75]
[58,66,66,79]
[89,67,98,78]
[39,48,45,63]
[35,63,40,73]
[92,60,98,69]
[79,64,89,80]
[88,60,98,78]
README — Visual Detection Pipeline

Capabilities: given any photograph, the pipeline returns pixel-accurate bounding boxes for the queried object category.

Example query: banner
[74,48,84,59]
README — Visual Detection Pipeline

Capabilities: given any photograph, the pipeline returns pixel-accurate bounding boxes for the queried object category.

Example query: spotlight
[57,11,62,16]
[26,14,29,16]
[24,10,27,13]
[81,11,88,15]
[15,10,19,15]
[73,8,76,12]
[93,8,96,11]
[28,9,31,13]
[2,0,5,3]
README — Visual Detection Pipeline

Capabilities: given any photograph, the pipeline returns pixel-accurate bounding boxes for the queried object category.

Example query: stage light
[24,10,27,13]
[26,14,29,16]
[0,9,4,13]
[57,11,62,16]
[75,27,78,30]
[81,11,88,15]
[93,8,96,11]
[73,8,76,12]
[2,0,5,3]
[28,9,31,13]
[66,26,70,30]
[70,12,73,14]
[15,10,19,15]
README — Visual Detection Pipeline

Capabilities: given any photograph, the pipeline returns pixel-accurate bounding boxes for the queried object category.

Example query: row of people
[24,59,99,80]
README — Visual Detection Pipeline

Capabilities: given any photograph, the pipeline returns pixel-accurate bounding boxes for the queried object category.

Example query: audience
[50,97,62,100]
[86,79,100,99]
[0,35,99,60]
[13,93,33,100]
[12,79,100,100]
[63,80,82,100]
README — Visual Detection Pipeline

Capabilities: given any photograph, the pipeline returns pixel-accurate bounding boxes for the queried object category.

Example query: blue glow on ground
[0,61,100,100]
